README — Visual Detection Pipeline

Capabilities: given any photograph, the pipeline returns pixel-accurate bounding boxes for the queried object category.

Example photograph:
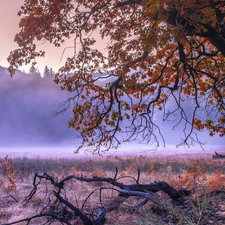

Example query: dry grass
[1,154,225,224]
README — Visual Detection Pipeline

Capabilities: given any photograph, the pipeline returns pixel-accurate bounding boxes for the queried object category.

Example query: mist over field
[0,66,224,157]
[0,66,78,156]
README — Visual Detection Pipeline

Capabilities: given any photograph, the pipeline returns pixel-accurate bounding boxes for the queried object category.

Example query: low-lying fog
[0,66,224,158]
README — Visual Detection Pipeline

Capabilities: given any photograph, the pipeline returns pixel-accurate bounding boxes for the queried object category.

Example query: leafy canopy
[8,0,225,153]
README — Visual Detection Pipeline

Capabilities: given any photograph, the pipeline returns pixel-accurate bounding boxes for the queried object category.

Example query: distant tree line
[28,65,55,77]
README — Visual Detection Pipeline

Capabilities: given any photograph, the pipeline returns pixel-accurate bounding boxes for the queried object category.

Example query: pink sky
[0,1,78,73]
[0,1,108,74]
[0,1,22,68]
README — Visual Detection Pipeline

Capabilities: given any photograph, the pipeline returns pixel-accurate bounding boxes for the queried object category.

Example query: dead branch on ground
[3,168,190,225]
[212,151,225,159]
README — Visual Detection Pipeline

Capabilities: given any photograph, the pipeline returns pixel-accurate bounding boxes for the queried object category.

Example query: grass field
[0,153,225,224]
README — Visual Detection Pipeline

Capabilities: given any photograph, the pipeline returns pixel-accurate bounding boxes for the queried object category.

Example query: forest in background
[0,65,77,149]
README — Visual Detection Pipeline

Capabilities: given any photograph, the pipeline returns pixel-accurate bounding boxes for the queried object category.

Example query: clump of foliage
[0,156,17,190]
[7,0,225,153]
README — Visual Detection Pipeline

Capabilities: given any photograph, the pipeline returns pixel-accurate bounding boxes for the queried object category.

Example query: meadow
[0,153,225,224]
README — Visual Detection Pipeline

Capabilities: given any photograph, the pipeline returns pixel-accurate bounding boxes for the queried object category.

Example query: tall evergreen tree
[29,64,41,76]
[43,66,50,77]
[43,66,54,77]
[49,68,55,75]
[29,65,36,74]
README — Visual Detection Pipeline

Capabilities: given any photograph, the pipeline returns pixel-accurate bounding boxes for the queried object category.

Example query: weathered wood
[212,151,225,159]
[61,175,183,200]
[5,170,190,225]
[53,191,94,225]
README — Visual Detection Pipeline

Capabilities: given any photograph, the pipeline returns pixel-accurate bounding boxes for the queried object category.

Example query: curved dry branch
[5,168,191,225]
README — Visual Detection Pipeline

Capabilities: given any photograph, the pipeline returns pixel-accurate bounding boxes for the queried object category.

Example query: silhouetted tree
[43,66,50,77]
[43,66,55,77]
[29,64,41,76]
[49,68,55,76]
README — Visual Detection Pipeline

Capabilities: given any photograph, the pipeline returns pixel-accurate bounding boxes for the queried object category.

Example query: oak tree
[8,0,225,153]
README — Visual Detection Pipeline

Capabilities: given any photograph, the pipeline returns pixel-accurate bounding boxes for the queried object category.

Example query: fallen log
[3,169,190,225]
[212,151,225,159]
